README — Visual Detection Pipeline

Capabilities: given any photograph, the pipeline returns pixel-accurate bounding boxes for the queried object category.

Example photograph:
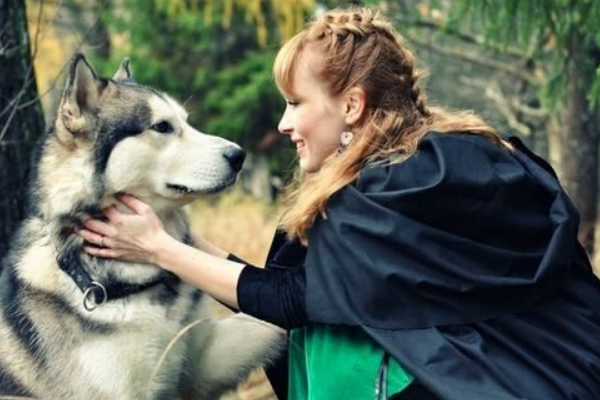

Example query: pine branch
[407,32,543,86]
[400,16,528,59]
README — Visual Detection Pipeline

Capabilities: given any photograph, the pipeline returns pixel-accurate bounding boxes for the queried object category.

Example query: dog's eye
[151,121,174,134]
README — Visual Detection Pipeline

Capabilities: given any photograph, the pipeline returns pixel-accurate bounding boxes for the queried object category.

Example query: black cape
[268,132,600,400]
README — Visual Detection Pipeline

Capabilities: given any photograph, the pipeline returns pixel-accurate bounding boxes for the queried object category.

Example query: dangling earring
[337,131,354,154]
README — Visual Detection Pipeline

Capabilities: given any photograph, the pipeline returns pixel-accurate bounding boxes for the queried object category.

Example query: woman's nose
[278,111,292,135]
[278,124,292,135]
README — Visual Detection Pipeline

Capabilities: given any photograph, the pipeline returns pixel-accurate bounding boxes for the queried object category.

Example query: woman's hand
[78,194,171,264]
[78,194,245,307]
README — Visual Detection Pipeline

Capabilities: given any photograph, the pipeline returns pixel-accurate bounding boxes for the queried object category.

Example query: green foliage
[451,0,600,108]
[152,0,316,46]
[204,51,282,145]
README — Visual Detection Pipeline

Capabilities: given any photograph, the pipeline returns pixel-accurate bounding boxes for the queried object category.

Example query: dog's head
[54,54,245,212]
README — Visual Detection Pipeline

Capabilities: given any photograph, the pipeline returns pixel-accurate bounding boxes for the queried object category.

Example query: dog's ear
[59,53,106,137]
[112,57,133,82]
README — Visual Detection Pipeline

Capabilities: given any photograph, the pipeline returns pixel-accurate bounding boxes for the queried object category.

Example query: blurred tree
[0,0,45,262]
[25,0,113,124]
[154,0,315,46]
[62,0,112,59]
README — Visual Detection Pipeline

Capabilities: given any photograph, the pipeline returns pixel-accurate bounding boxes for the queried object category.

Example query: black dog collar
[58,249,174,311]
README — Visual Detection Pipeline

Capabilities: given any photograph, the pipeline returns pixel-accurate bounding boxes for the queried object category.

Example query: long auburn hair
[274,6,504,242]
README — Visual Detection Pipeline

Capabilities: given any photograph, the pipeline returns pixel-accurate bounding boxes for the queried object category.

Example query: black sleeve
[236,264,308,329]
[227,234,309,329]
[205,253,245,313]
[226,252,250,265]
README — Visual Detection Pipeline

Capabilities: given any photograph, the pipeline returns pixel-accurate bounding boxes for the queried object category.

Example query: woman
[79,6,600,400]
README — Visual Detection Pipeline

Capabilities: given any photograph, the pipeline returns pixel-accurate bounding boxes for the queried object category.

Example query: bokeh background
[2,1,600,399]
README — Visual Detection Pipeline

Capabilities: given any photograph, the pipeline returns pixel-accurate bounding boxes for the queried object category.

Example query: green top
[288,325,414,400]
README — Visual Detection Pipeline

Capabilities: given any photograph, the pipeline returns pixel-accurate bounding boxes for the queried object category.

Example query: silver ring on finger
[100,235,105,247]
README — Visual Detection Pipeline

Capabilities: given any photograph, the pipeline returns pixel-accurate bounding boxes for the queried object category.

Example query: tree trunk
[560,37,599,255]
[546,117,563,179]
[0,0,45,263]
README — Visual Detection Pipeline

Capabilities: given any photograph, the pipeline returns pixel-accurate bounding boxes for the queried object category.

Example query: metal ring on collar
[83,281,108,312]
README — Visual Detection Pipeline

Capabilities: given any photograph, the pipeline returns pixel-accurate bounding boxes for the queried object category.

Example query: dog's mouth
[165,177,237,197]
[166,183,202,196]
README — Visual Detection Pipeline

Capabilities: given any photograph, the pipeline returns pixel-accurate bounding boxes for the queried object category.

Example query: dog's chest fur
[0,215,202,400]
[66,308,191,400]
[1,266,200,399]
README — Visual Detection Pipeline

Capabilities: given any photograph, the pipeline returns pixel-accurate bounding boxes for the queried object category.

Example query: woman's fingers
[78,228,103,246]
[83,245,123,259]
[83,218,117,237]
[75,195,161,263]
[78,228,114,248]
[104,205,123,225]
[117,193,151,215]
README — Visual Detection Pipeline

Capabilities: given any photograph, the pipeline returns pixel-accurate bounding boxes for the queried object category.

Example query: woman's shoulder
[418,131,508,158]
[355,131,507,194]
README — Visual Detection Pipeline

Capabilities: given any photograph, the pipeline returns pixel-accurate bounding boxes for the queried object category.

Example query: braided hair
[275,6,502,241]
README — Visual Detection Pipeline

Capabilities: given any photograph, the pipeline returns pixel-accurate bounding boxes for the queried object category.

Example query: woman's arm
[151,236,245,308]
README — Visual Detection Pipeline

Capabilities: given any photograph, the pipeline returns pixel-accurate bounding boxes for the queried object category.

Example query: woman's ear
[343,87,366,125]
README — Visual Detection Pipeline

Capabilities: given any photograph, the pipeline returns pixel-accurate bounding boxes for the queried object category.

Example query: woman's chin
[299,159,318,173]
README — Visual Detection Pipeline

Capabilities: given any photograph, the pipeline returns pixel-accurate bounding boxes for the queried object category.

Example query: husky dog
[0,54,284,400]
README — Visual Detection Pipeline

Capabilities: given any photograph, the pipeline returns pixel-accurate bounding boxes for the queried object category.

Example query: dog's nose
[223,147,246,172]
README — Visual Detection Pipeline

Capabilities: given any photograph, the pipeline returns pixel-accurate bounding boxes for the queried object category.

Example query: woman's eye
[287,101,299,108]
[151,121,174,134]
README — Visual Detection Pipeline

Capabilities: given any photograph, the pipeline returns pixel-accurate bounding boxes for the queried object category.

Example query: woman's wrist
[147,235,244,308]
[151,231,183,271]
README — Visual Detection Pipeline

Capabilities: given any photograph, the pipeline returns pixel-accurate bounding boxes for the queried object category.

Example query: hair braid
[318,7,395,41]
[315,8,431,119]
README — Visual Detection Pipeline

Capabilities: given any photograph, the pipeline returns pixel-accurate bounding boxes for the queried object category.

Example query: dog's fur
[0,54,284,400]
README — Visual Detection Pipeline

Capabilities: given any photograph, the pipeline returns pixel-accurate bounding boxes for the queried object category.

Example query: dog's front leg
[179,313,286,400]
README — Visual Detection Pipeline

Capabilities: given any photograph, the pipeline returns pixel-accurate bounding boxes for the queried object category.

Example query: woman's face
[277,50,347,173]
